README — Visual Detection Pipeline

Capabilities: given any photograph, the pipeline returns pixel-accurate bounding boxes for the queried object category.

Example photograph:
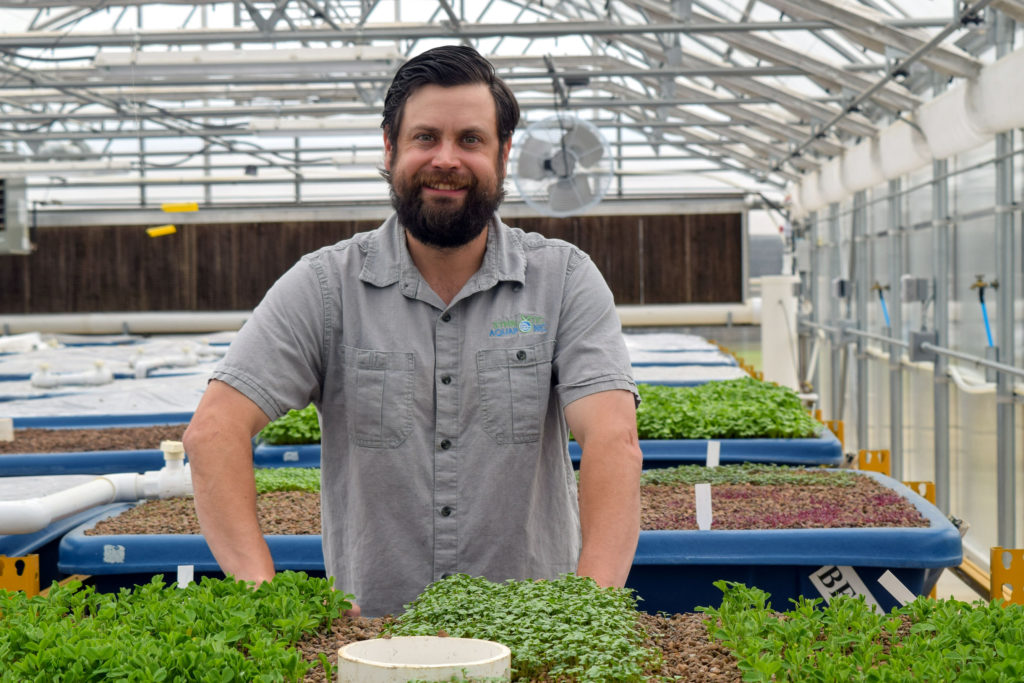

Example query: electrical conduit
[0,441,191,535]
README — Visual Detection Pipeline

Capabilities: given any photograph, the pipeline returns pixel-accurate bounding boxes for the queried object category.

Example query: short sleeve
[210,257,328,421]
[552,251,638,408]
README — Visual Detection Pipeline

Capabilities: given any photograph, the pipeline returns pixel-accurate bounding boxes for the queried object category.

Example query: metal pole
[932,154,951,513]
[854,191,869,453]
[994,10,1016,548]
[888,179,904,479]
[810,211,822,395]
[829,203,842,419]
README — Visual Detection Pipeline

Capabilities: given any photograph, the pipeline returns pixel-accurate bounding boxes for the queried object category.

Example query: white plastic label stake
[878,570,917,606]
[695,483,712,530]
[809,565,883,614]
[706,440,720,468]
[0,418,12,442]
[177,564,194,589]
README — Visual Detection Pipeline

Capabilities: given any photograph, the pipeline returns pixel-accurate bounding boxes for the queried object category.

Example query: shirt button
[516,350,527,361]
[440,506,453,517]
[440,438,452,450]
[441,312,452,322]
[441,375,452,385]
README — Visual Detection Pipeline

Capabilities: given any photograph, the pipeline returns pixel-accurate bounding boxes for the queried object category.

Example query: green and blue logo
[490,314,547,337]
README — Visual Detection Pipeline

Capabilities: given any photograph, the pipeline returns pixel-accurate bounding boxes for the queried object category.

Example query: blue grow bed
[0,504,127,587]
[12,412,194,429]
[59,503,323,577]
[251,428,844,469]
[0,445,314,477]
[59,472,959,614]
[627,470,962,614]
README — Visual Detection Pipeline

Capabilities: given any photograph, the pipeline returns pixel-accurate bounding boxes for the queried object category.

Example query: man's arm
[183,379,275,585]
[564,389,642,587]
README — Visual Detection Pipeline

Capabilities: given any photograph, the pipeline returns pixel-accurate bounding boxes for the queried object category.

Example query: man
[183,44,642,618]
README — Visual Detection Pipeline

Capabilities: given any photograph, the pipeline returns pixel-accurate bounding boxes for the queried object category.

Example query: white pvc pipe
[30,361,114,388]
[0,312,249,335]
[0,442,192,535]
[617,301,761,327]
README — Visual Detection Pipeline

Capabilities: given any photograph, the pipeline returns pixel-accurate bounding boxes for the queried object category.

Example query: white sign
[695,483,712,530]
[878,570,917,606]
[706,440,720,468]
[177,564,195,589]
[0,418,13,442]
[809,565,883,614]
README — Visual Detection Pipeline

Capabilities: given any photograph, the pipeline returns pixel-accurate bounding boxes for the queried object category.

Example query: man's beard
[390,168,505,249]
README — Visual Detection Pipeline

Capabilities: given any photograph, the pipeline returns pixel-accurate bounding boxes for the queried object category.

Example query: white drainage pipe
[130,347,199,379]
[0,440,192,535]
[30,360,115,388]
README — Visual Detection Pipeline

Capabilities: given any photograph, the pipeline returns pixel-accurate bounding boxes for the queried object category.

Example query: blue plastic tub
[626,470,963,614]
[12,412,193,429]
[59,472,959,613]
[0,504,127,587]
[59,503,323,577]
[252,429,843,470]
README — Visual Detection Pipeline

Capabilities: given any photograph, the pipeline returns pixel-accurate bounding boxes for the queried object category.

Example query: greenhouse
[1,1,1023,680]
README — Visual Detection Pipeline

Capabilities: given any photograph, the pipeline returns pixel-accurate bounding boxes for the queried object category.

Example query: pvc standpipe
[0,440,192,535]
[30,360,114,388]
[336,636,511,683]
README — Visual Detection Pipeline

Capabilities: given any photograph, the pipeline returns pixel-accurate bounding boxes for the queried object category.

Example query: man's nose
[432,139,462,168]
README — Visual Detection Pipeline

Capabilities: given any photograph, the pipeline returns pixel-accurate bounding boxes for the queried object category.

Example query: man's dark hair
[381,45,520,156]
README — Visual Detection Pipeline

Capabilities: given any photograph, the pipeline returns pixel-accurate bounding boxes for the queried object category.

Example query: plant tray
[251,429,843,471]
[571,429,843,467]
[627,470,963,614]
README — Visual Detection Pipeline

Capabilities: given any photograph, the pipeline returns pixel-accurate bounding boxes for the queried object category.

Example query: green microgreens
[0,572,353,682]
[254,467,321,494]
[639,462,855,487]
[636,378,822,440]
[257,404,321,445]
[700,580,1024,681]
[384,573,661,682]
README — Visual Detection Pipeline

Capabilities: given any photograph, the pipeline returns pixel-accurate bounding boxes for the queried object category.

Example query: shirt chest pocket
[476,340,555,445]
[341,346,416,448]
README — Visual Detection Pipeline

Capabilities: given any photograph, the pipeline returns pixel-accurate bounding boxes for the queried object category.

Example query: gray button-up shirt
[211,214,636,616]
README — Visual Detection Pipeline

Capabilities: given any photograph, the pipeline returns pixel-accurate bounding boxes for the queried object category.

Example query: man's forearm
[183,384,275,585]
[576,440,642,587]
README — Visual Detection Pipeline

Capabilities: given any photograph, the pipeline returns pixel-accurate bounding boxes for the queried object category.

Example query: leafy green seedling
[258,404,321,445]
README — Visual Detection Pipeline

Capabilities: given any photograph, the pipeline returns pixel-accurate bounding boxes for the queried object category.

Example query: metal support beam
[994,9,1017,549]
[829,203,843,420]
[932,155,952,513]
[888,178,904,480]
[852,191,869,454]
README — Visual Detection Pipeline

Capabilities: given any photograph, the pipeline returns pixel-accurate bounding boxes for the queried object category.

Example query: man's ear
[382,130,393,171]
[500,139,512,170]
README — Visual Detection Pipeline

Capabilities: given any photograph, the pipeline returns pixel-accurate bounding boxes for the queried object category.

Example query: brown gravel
[293,612,742,682]
[0,425,189,454]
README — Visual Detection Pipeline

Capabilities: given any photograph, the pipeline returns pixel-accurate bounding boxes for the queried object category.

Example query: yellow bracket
[0,555,39,597]
[902,481,935,504]
[857,449,890,476]
[990,547,1024,605]
[825,420,844,449]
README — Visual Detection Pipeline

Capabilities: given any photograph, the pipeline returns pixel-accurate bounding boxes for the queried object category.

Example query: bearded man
[184,44,642,618]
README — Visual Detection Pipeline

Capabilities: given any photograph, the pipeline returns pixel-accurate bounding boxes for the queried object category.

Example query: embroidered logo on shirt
[490,314,547,337]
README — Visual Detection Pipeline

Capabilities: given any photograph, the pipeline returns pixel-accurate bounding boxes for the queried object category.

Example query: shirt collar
[359,212,527,292]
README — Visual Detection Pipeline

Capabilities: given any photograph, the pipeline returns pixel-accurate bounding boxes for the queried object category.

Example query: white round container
[337,636,511,682]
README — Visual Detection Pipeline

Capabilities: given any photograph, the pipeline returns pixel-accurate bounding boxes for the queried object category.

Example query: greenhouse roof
[0,0,1021,218]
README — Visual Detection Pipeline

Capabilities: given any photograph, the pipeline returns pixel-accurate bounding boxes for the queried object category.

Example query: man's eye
[463,136,480,144]
[415,134,434,142]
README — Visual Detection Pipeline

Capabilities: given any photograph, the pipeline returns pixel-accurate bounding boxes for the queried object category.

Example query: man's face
[384,83,511,249]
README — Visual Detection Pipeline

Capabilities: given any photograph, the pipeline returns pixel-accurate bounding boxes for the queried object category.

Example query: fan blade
[550,175,593,213]
[563,124,605,166]
[516,136,553,180]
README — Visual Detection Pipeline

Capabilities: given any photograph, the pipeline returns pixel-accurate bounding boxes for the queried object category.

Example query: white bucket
[337,636,511,682]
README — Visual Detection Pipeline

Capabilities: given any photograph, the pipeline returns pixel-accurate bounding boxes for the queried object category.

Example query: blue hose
[878,291,891,328]
[979,288,995,347]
